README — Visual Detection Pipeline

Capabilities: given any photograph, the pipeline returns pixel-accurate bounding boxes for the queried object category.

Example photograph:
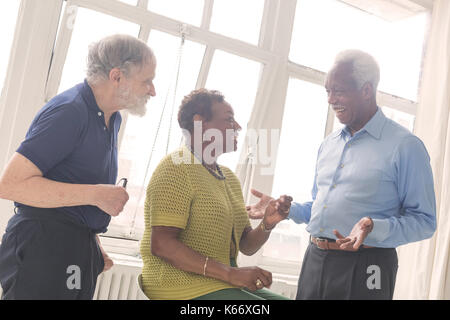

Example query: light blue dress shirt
[288,108,436,248]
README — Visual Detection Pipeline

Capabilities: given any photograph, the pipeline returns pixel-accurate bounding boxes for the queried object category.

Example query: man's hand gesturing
[333,217,374,251]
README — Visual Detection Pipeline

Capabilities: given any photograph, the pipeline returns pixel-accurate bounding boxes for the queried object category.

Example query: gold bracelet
[260,221,274,233]
[203,256,209,276]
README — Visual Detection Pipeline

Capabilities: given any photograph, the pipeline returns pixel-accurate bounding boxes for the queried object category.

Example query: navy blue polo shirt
[15,80,122,233]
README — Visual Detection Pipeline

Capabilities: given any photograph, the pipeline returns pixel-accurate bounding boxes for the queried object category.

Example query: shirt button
[98,112,102,116]
[320,228,324,232]
[332,184,336,189]
[340,164,344,168]
[324,205,327,209]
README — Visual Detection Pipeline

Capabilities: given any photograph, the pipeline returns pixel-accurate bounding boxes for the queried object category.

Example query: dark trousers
[296,242,398,300]
[0,207,104,300]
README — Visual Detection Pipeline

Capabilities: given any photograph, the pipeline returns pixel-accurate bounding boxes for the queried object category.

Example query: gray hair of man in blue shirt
[331,49,381,94]
[86,34,155,86]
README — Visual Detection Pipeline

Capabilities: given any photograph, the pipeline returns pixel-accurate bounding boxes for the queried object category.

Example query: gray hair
[86,34,154,85]
[332,49,380,92]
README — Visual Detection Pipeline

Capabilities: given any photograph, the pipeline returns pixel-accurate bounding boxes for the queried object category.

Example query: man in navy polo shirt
[0,34,156,299]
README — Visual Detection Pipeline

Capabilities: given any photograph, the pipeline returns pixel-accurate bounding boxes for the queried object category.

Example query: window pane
[382,106,415,132]
[0,0,21,91]
[58,7,140,93]
[147,0,204,26]
[109,30,205,237]
[272,79,328,202]
[261,222,308,264]
[290,0,428,101]
[205,50,262,170]
[210,0,264,44]
[269,78,329,264]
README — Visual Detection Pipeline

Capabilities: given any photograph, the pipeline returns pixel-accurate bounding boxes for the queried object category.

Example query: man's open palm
[246,189,274,219]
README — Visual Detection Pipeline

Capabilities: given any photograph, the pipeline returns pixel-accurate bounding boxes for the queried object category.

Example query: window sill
[99,235,141,258]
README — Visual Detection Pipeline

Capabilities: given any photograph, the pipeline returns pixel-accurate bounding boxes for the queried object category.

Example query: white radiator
[94,257,298,300]
[94,255,148,300]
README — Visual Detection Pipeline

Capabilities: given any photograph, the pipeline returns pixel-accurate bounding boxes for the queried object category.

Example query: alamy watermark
[366,265,381,290]
[66,5,78,30]
[66,265,81,290]
[171,121,280,176]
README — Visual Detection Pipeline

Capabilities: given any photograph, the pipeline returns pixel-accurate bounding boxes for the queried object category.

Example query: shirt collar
[80,79,103,113]
[332,107,386,140]
[359,107,386,140]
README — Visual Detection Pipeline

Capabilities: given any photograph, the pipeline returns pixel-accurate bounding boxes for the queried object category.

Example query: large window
[290,0,428,101]
[267,0,429,275]
[0,0,21,92]
[35,0,430,282]
[47,0,269,239]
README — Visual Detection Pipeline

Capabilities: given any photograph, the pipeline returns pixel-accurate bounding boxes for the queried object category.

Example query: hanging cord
[166,25,186,154]
[129,24,187,237]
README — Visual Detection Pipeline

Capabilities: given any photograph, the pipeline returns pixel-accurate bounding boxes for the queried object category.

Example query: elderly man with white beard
[0,34,156,299]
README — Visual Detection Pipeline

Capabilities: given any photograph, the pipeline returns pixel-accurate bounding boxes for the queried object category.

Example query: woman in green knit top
[140,89,292,300]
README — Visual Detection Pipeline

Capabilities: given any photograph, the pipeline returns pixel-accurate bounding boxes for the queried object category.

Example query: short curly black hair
[178,88,225,133]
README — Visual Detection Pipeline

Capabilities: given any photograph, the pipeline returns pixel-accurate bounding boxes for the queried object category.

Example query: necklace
[203,162,226,180]
[186,146,226,180]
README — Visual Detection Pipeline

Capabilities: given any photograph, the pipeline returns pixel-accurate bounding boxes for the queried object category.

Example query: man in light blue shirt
[289,104,436,249]
[248,50,436,299]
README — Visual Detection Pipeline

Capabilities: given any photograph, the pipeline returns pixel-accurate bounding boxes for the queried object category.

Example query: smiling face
[203,101,242,154]
[325,62,375,134]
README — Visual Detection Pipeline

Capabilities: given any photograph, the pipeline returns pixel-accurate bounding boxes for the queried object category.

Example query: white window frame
[0,0,64,235]
[44,0,279,244]
[0,0,434,269]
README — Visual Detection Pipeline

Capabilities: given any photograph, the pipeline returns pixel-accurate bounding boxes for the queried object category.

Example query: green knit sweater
[140,147,251,300]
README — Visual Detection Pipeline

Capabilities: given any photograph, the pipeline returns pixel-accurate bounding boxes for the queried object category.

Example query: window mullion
[200,0,214,30]
[258,0,280,50]
[242,0,297,195]
[377,92,417,115]
[45,1,78,102]
[287,61,326,86]
[235,0,297,270]
[137,0,151,39]
[137,0,148,9]
[195,46,214,89]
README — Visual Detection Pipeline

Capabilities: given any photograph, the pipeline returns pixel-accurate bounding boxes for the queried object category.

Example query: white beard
[117,85,150,117]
